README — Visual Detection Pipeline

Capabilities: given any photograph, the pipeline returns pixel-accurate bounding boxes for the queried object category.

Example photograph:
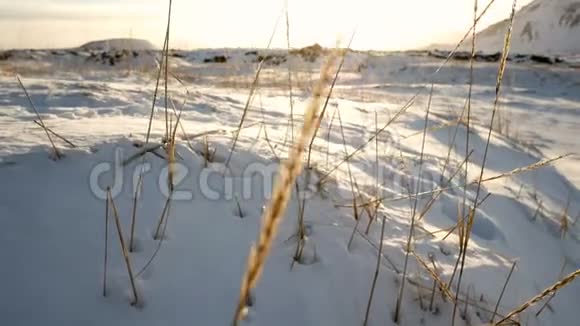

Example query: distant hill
[432,0,580,55]
[79,38,156,51]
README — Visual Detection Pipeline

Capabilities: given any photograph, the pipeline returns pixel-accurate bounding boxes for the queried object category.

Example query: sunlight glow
[0,0,533,50]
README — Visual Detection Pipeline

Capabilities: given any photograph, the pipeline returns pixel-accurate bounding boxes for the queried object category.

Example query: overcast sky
[0,0,532,50]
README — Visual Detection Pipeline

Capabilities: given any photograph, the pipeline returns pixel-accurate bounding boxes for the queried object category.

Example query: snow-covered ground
[1,48,579,325]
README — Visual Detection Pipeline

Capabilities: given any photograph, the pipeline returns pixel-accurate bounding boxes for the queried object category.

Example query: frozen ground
[0,48,579,326]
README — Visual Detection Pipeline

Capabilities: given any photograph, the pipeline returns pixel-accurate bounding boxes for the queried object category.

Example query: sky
[0,0,534,50]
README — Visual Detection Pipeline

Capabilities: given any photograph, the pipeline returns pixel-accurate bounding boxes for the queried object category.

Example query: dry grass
[394,83,434,323]
[102,191,110,297]
[32,120,76,148]
[495,269,580,325]
[108,189,139,306]
[129,0,173,252]
[13,0,577,322]
[490,261,517,323]
[345,154,569,210]
[225,12,283,167]
[16,75,62,159]
[232,53,337,324]
[453,1,517,323]
[363,209,387,326]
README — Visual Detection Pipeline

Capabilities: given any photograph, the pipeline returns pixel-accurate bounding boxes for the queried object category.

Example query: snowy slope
[472,0,580,55]
[80,38,157,51]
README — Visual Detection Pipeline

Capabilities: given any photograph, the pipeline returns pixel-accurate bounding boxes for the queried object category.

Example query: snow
[460,0,580,55]
[80,38,157,51]
[0,47,580,326]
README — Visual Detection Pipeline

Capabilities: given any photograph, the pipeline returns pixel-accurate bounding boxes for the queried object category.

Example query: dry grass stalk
[162,1,172,141]
[257,94,280,161]
[418,150,474,222]
[33,120,76,148]
[446,205,467,290]
[495,269,580,325]
[490,261,517,323]
[394,83,434,323]
[129,0,173,251]
[153,195,173,240]
[305,32,355,168]
[559,195,571,238]
[469,0,517,241]
[362,211,386,326]
[317,93,416,185]
[535,260,567,317]
[452,1,479,321]
[16,75,61,159]
[103,191,110,297]
[532,200,543,221]
[416,277,426,311]
[349,153,568,210]
[411,251,519,325]
[364,110,382,234]
[442,192,492,242]
[450,203,476,321]
[284,4,295,146]
[235,196,244,218]
[346,181,363,251]
[439,98,470,185]
[153,100,181,240]
[412,250,456,302]
[232,53,337,325]
[482,154,570,184]
[262,123,279,161]
[295,35,353,262]
[203,135,211,167]
[333,106,364,250]
[134,102,181,279]
[428,254,439,310]
[168,96,194,150]
[462,285,471,318]
[122,143,164,166]
[108,190,139,305]
[325,107,337,169]
[291,198,307,266]
[409,274,518,323]
[225,12,283,168]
